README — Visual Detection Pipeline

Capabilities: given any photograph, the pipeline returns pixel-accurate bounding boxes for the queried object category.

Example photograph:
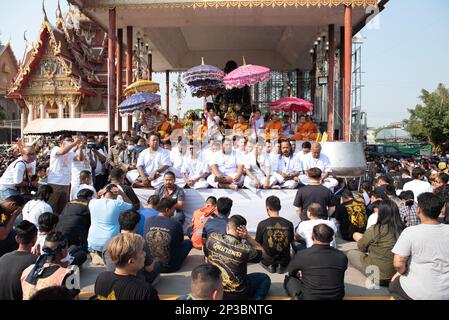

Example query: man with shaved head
[299,142,338,190]
[0,146,37,200]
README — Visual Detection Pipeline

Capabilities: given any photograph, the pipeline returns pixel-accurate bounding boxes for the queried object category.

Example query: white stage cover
[134,188,300,232]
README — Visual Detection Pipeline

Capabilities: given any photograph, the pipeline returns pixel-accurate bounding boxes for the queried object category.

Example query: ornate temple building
[6,4,110,137]
[0,40,20,143]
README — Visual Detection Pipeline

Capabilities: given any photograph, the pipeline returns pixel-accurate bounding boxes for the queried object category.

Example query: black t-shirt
[205,233,262,300]
[294,185,335,221]
[335,199,368,241]
[56,201,91,247]
[144,216,183,267]
[120,184,141,210]
[255,217,294,266]
[0,251,36,300]
[94,272,159,300]
[0,211,18,257]
[287,245,348,300]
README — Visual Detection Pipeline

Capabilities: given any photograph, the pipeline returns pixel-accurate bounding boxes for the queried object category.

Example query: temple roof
[6,8,108,100]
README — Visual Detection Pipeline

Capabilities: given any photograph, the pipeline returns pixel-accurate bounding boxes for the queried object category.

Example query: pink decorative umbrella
[223,58,271,89]
[270,97,314,113]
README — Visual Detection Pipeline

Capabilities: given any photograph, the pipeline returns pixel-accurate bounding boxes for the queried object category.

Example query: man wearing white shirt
[169,140,187,188]
[403,168,433,202]
[249,109,265,138]
[207,139,244,190]
[299,142,338,190]
[181,143,210,189]
[275,140,301,189]
[70,170,97,201]
[22,185,53,227]
[0,146,37,200]
[71,135,93,192]
[47,135,82,215]
[244,142,278,192]
[86,136,107,190]
[296,141,312,163]
[127,133,171,188]
[295,203,338,250]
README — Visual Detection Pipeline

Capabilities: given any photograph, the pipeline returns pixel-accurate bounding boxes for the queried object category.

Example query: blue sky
[1,0,448,128]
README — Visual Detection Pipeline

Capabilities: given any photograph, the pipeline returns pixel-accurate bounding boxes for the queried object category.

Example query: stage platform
[134,189,300,232]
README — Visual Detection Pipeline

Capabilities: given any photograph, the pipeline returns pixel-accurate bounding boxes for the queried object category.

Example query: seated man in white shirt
[244,141,278,192]
[402,167,433,202]
[299,142,338,190]
[169,138,187,188]
[296,141,312,163]
[181,143,210,189]
[200,138,220,167]
[126,132,171,188]
[294,203,337,251]
[275,140,301,189]
[206,138,244,190]
[249,109,265,139]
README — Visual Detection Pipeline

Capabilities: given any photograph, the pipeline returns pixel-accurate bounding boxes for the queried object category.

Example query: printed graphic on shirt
[346,201,367,228]
[267,223,290,252]
[96,291,117,300]
[145,227,172,264]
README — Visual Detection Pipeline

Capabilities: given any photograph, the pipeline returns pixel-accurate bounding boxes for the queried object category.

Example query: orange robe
[265,120,284,140]
[157,121,172,141]
[171,122,185,139]
[293,121,318,141]
[233,123,249,136]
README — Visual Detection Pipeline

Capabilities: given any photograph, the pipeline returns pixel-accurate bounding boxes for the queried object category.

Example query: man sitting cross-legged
[207,138,244,190]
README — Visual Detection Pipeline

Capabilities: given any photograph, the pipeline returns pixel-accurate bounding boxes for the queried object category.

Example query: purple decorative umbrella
[223,58,271,89]
[182,58,225,97]
[118,92,161,116]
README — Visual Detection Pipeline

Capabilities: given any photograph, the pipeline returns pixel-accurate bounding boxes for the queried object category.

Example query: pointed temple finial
[42,0,48,21]
[56,0,62,18]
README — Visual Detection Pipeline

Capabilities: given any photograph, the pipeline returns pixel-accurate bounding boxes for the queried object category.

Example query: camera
[87,142,96,150]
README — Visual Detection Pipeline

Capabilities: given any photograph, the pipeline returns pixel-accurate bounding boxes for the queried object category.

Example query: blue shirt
[202,215,228,240]
[87,198,133,251]
[137,208,159,236]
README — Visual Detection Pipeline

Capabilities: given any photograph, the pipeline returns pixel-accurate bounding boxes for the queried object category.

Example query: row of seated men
[127,132,338,191]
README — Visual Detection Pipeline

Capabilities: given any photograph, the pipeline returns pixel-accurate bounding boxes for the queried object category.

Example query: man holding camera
[47,135,82,215]
[86,136,107,191]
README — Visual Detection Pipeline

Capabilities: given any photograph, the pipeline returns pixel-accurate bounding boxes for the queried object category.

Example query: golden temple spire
[42,0,48,22]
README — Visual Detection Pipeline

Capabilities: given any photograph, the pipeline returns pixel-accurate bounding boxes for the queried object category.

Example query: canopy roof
[70,0,387,71]
[376,128,410,140]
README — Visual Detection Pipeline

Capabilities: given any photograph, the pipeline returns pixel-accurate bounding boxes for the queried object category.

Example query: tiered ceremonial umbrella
[118,92,161,116]
[182,58,225,98]
[223,58,271,89]
[124,80,160,97]
[270,97,314,113]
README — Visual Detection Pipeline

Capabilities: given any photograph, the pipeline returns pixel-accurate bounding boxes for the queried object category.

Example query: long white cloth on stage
[133,188,300,232]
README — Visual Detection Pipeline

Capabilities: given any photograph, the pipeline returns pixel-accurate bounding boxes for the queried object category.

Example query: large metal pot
[321,142,367,177]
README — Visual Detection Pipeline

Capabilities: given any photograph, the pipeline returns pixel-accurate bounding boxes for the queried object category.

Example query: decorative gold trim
[85,0,378,10]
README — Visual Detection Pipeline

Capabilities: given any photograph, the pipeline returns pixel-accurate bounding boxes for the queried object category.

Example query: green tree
[404,83,449,151]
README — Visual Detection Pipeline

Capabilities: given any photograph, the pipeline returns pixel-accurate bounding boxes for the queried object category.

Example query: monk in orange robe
[171,115,184,140]
[157,113,172,141]
[196,117,208,141]
[292,115,318,141]
[264,113,284,140]
[233,115,249,137]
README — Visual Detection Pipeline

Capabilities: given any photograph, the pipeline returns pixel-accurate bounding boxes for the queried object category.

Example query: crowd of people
[0,106,448,300]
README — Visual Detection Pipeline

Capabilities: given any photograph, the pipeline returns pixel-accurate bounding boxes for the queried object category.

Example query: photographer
[107,136,127,171]
[87,184,133,265]
[0,146,38,201]
[86,136,107,191]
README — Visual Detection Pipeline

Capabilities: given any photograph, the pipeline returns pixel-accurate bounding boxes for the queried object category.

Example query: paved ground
[79,238,390,299]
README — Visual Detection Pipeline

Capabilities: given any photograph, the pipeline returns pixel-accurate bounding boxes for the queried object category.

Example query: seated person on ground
[348,200,404,287]
[275,140,301,189]
[190,196,217,250]
[21,231,80,300]
[284,224,348,300]
[181,143,210,189]
[255,196,294,274]
[103,210,161,286]
[177,263,223,300]
[205,215,271,300]
[0,195,26,257]
[202,197,232,253]
[144,198,192,273]
[136,195,160,237]
[294,203,337,251]
[335,190,368,241]
[94,233,159,300]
